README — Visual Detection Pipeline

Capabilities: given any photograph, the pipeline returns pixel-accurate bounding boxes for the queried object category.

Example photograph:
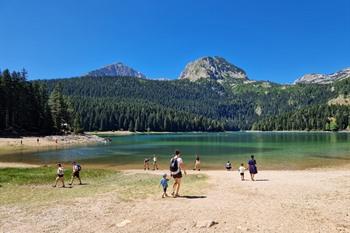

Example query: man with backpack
[170,150,187,198]
[69,161,82,185]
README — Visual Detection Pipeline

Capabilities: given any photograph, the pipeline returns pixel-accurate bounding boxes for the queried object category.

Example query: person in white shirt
[238,163,246,181]
[170,150,187,198]
[53,163,65,188]
[152,155,158,170]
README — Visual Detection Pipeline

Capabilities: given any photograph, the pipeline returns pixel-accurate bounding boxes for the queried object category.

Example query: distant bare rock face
[87,62,146,78]
[294,68,350,84]
[179,56,248,82]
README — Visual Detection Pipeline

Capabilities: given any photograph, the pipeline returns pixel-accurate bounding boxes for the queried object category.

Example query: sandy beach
[0,168,349,233]
[0,135,107,156]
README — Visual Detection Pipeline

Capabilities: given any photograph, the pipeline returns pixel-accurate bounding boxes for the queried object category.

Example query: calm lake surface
[1,132,350,169]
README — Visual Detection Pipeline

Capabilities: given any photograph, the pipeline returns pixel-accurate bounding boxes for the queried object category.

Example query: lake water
[1,132,350,170]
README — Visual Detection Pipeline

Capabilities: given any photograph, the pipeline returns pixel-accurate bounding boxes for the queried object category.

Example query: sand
[0,135,107,155]
[0,169,349,233]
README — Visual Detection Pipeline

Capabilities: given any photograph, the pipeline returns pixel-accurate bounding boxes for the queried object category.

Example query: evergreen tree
[73,114,84,134]
[48,84,72,132]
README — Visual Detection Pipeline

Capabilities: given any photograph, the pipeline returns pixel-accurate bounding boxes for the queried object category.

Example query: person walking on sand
[69,161,82,185]
[238,163,246,181]
[160,173,169,198]
[53,163,65,188]
[248,155,258,181]
[144,158,150,170]
[193,154,201,171]
[152,155,158,170]
[170,150,187,198]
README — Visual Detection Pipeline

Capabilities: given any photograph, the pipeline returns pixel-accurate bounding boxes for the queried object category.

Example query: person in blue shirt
[160,173,169,198]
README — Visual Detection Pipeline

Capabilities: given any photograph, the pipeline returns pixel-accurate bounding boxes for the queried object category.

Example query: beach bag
[77,164,82,171]
[169,157,178,172]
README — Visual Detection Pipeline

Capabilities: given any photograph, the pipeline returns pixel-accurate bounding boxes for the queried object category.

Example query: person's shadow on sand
[178,195,207,199]
[68,183,89,187]
[78,183,89,185]
[254,179,269,181]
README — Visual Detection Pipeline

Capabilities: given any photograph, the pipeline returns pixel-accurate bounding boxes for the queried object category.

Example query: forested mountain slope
[37,75,350,132]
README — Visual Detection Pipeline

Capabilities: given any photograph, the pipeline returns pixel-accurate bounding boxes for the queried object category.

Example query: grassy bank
[0,167,208,205]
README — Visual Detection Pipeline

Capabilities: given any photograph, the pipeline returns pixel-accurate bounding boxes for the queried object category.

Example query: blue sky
[0,0,349,83]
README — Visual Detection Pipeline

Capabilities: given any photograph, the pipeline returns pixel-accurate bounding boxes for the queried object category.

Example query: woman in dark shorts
[170,150,187,197]
[248,155,258,181]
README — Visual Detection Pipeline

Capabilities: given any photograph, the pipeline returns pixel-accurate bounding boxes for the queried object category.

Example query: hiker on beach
[144,158,150,170]
[170,150,187,198]
[152,155,158,170]
[193,154,201,171]
[160,173,169,198]
[225,161,232,170]
[248,155,258,181]
[53,163,65,188]
[69,161,82,185]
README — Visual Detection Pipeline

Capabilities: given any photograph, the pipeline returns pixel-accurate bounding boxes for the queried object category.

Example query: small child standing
[160,173,169,198]
[238,163,246,181]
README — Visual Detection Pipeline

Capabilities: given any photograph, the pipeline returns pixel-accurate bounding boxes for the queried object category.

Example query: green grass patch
[0,168,208,205]
[0,167,115,186]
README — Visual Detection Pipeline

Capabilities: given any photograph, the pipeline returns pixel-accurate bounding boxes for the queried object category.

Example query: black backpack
[170,157,178,172]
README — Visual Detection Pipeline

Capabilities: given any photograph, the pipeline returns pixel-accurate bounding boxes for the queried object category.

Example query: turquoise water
[1,132,350,169]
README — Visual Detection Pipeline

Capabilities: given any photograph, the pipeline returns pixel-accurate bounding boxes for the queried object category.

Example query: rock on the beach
[194,220,218,228]
[116,219,131,228]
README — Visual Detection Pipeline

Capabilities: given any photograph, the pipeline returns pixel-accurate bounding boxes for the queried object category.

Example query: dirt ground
[1,169,350,233]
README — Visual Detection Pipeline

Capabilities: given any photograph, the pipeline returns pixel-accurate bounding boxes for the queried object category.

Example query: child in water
[238,163,246,181]
[160,173,169,198]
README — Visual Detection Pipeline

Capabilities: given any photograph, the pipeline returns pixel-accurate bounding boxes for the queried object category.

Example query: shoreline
[85,130,175,136]
[1,161,349,171]
[86,130,350,136]
[0,134,107,156]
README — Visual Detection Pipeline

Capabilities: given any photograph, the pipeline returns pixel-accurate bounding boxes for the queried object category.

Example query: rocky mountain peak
[294,67,350,84]
[87,62,146,78]
[179,56,248,82]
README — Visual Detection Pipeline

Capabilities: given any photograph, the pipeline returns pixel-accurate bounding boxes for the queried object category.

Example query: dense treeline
[39,76,235,131]
[71,97,224,131]
[0,69,54,134]
[38,76,348,131]
[0,69,79,135]
[39,76,229,120]
[3,68,349,134]
[252,104,350,131]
